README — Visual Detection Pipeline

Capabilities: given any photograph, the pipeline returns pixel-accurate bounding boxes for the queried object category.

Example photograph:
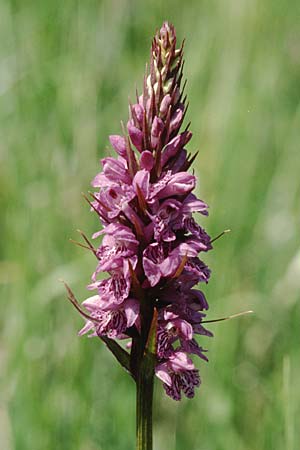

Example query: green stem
[136,354,155,450]
[134,292,157,450]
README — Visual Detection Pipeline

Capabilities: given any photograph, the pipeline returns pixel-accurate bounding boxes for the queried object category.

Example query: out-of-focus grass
[1,0,300,449]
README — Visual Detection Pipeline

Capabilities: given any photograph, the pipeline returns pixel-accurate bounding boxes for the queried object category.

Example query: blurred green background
[1,0,300,449]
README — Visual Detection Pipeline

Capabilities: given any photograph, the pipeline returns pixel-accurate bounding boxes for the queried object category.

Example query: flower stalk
[136,356,154,450]
[136,309,157,450]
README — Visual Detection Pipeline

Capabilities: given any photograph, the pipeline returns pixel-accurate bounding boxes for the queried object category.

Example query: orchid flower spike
[68,21,215,401]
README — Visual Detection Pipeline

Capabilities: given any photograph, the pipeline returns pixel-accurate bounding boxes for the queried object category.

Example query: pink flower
[155,352,201,400]
[79,296,139,339]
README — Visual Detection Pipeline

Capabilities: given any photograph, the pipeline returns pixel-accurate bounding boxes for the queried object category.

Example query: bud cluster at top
[75,22,213,401]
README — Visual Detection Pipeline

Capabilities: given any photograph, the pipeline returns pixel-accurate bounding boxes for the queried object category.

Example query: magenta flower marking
[70,22,214,401]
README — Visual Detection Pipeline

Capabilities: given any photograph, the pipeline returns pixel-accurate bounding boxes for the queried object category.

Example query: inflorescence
[69,22,213,401]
